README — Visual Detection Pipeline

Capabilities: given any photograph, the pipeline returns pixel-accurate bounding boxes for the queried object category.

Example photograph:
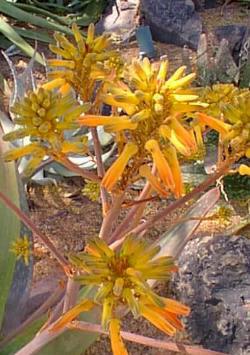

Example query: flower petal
[102,142,138,191]
[197,113,231,135]
[139,165,168,197]
[51,300,95,332]
[109,319,128,355]
[145,139,175,190]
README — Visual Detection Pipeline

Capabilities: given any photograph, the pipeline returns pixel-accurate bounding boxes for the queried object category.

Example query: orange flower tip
[50,300,95,332]
[197,113,231,135]
[139,165,168,197]
[101,143,138,191]
[109,319,128,355]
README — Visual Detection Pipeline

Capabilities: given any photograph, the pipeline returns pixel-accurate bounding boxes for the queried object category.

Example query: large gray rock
[214,25,249,64]
[140,0,202,49]
[172,235,250,354]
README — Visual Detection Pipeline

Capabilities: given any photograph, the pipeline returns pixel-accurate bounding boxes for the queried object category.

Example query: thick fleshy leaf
[11,286,99,355]
[0,19,44,65]
[157,187,221,259]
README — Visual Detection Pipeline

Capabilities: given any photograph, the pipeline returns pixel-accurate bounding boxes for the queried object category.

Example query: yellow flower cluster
[52,236,189,355]
[201,84,250,174]
[79,59,229,196]
[10,235,31,265]
[47,23,122,101]
[3,87,89,175]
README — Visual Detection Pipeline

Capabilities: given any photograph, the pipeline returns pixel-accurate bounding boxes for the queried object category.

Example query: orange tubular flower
[165,146,184,198]
[101,143,138,191]
[139,165,168,197]
[50,300,95,332]
[197,113,231,136]
[109,319,128,355]
[145,139,175,191]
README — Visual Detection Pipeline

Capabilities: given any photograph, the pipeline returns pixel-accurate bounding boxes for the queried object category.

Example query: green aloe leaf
[0,19,45,65]
[0,123,21,329]
[0,317,46,355]
[158,187,220,259]
[6,286,99,355]
[0,0,72,35]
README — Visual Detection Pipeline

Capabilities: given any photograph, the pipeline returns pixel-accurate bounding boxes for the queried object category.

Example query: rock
[140,0,202,50]
[95,0,139,43]
[214,25,249,64]
[214,38,240,83]
[172,235,250,354]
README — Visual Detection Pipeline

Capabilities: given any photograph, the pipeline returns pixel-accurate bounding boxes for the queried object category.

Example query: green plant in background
[0,0,107,62]
[0,22,249,355]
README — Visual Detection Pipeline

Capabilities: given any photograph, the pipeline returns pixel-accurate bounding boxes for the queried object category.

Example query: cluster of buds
[52,236,190,354]
[79,58,231,196]
[3,87,89,175]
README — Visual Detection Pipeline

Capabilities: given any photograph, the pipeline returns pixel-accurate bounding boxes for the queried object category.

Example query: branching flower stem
[90,127,110,215]
[71,321,227,355]
[0,190,69,271]
[58,155,101,182]
[109,158,234,243]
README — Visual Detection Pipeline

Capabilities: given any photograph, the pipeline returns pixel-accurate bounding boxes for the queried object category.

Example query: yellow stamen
[139,165,168,197]
[145,139,175,190]
[109,319,128,355]
[102,143,138,191]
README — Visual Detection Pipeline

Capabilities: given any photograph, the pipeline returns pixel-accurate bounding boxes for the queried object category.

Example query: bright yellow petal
[86,23,95,44]
[157,60,168,83]
[239,164,250,176]
[102,143,138,191]
[47,59,75,69]
[197,113,231,135]
[165,73,196,90]
[145,139,175,190]
[139,165,168,197]
[246,148,250,159]
[172,94,199,102]
[167,66,186,83]
[171,118,197,151]
[159,125,191,156]
[42,78,66,91]
[51,300,95,332]
[79,115,137,130]
[72,23,86,54]
[109,319,128,355]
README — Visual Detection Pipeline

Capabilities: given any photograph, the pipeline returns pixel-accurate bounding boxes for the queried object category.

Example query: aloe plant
[0,0,107,62]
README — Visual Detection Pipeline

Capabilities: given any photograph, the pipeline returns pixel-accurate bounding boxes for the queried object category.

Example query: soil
[0,1,249,354]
